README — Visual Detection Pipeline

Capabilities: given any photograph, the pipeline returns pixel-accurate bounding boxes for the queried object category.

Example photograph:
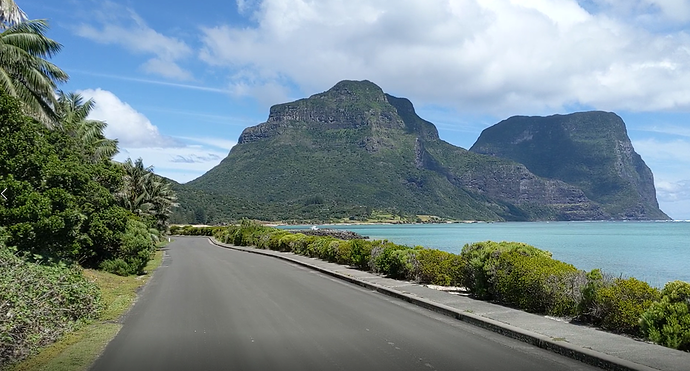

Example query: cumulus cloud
[656,180,690,201]
[197,0,690,115]
[78,88,179,148]
[75,4,193,80]
[655,179,690,219]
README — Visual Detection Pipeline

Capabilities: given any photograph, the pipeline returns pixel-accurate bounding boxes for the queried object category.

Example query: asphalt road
[90,237,600,371]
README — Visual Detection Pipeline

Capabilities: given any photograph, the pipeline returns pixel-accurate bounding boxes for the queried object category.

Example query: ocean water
[286,221,690,288]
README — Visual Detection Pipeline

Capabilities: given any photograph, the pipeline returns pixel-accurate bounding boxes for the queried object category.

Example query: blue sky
[19,0,690,219]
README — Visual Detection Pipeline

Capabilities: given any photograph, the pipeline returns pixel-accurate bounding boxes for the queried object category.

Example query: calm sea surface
[284,221,690,288]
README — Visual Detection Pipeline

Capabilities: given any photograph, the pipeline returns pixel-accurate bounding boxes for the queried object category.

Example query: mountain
[173,80,667,223]
[469,112,669,220]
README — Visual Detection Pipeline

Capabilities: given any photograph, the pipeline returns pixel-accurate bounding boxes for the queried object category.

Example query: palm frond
[0,0,27,28]
[0,18,67,126]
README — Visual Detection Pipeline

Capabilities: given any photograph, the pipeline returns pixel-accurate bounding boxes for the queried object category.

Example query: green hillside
[470,112,669,220]
[173,81,667,224]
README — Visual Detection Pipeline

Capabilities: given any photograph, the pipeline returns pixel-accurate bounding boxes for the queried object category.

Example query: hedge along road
[89,237,600,371]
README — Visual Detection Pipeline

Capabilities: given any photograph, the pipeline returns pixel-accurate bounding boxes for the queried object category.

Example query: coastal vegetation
[0,3,175,368]
[173,221,690,352]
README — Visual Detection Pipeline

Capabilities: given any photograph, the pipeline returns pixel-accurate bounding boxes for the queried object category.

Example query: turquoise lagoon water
[285,221,690,288]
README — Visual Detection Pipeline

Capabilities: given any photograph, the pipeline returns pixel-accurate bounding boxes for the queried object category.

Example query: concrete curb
[208,238,659,371]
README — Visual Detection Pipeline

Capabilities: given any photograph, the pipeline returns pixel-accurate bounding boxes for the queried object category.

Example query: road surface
[90,237,599,371]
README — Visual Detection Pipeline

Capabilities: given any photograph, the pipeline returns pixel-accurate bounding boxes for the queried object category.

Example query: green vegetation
[0,93,167,274]
[0,15,67,125]
[174,81,666,224]
[0,7,175,368]
[0,244,101,369]
[470,112,669,220]
[585,276,660,334]
[7,250,164,371]
[173,81,576,224]
[641,281,690,350]
[175,222,689,352]
[462,241,582,316]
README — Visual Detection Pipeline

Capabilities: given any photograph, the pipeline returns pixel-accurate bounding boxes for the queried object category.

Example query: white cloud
[655,180,690,220]
[656,180,690,201]
[198,0,690,115]
[639,124,690,138]
[78,88,179,148]
[140,57,193,81]
[114,146,228,183]
[176,137,237,151]
[75,5,193,80]
[633,138,690,163]
[74,89,230,183]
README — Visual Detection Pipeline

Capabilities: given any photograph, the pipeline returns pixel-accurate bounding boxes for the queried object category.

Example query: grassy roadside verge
[7,248,165,371]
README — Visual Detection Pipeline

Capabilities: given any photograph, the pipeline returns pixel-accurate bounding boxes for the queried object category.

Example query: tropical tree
[0,0,27,28]
[56,91,119,162]
[0,18,68,125]
[146,176,178,230]
[118,158,178,231]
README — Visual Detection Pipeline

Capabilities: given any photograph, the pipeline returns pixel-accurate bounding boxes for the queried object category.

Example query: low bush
[641,281,690,350]
[460,241,553,299]
[491,251,582,316]
[588,277,660,335]
[99,219,156,276]
[415,248,464,286]
[349,239,373,270]
[0,245,102,368]
[388,248,418,280]
[369,241,412,277]
[169,225,223,236]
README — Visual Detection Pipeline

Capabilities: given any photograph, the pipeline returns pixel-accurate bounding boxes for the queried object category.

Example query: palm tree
[146,177,178,230]
[56,91,119,162]
[118,158,154,216]
[0,0,27,28]
[0,18,68,126]
[118,158,178,230]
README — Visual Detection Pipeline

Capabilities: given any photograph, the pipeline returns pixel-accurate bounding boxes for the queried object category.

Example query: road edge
[208,237,659,371]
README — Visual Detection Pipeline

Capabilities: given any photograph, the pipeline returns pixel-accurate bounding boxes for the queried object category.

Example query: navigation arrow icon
[1,188,6,200]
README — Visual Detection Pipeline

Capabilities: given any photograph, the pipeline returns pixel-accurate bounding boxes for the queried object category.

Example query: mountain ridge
[172,80,668,224]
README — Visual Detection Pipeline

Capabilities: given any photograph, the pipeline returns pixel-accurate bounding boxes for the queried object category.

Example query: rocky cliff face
[470,112,668,220]
[180,81,667,222]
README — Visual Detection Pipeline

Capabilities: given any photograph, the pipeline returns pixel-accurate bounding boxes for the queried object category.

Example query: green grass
[8,249,165,371]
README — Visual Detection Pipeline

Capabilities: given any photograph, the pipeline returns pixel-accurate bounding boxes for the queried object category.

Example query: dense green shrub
[641,281,690,350]
[349,239,373,270]
[220,219,273,246]
[415,248,464,286]
[0,94,160,274]
[254,229,290,250]
[387,248,419,280]
[588,277,661,335]
[578,269,611,321]
[309,236,337,259]
[0,245,102,368]
[491,251,582,316]
[369,241,412,277]
[460,241,552,299]
[99,219,156,276]
[169,225,223,236]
